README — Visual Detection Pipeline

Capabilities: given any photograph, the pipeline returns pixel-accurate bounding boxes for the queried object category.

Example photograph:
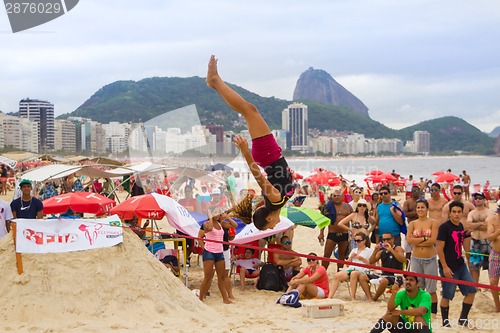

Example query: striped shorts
[489,249,500,279]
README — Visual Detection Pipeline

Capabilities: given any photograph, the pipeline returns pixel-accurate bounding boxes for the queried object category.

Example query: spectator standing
[374,186,403,246]
[437,201,476,328]
[11,179,43,219]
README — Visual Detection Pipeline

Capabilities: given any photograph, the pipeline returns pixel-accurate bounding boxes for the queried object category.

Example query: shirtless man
[273,235,302,279]
[428,183,448,221]
[462,170,471,201]
[418,177,427,195]
[403,185,421,259]
[486,200,500,312]
[442,185,475,266]
[466,192,494,286]
[318,188,353,270]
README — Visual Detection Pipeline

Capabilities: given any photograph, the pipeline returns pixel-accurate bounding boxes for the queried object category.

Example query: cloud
[0,0,499,133]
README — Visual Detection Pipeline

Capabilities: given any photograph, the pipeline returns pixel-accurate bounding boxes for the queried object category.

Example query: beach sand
[0,190,498,333]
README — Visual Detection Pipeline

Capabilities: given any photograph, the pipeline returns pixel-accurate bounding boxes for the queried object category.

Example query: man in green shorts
[369,274,432,333]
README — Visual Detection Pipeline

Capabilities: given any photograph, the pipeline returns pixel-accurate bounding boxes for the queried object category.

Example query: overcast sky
[1,0,499,132]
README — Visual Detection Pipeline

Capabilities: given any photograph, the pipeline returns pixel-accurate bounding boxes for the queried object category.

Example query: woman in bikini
[406,198,439,314]
[338,199,376,248]
[207,55,294,230]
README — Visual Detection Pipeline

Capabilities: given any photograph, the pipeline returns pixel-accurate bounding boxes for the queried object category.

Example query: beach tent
[89,157,124,166]
[0,155,18,168]
[2,151,39,162]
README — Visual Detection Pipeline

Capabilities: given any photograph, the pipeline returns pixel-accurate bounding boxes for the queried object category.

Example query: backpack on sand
[256,263,287,292]
[276,289,302,308]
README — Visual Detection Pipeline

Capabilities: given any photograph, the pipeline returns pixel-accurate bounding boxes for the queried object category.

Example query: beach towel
[391,201,407,235]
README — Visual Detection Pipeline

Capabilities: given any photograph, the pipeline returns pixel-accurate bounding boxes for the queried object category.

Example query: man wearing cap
[486,200,500,312]
[465,192,494,286]
[369,274,432,333]
[10,179,43,219]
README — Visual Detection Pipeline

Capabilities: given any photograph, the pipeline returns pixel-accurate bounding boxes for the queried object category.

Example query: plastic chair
[231,240,260,285]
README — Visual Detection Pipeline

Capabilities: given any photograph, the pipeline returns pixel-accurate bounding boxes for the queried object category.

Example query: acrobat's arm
[233,135,280,202]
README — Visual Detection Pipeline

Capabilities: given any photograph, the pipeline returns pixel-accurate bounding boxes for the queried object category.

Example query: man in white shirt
[405,175,414,199]
[0,198,14,239]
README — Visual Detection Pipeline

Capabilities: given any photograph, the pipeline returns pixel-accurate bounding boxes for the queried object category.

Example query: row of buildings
[0,99,430,156]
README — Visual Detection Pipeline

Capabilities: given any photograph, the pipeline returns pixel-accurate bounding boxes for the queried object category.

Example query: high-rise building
[282,102,308,153]
[0,113,39,152]
[414,130,430,154]
[19,98,55,152]
[54,119,76,152]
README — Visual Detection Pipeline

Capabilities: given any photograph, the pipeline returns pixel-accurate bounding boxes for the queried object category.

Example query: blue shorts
[439,263,476,300]
[202,249,225,263]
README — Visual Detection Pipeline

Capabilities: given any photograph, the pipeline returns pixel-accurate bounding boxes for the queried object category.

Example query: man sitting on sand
[273,236,302,280]
[369,274,432,333]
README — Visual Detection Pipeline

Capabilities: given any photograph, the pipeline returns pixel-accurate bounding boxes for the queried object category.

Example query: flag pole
[11,222,23,275]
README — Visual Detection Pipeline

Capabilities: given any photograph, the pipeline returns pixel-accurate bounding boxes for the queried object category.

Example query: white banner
[15,215,123,254]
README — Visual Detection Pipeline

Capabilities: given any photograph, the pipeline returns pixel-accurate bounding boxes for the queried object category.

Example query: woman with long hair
[328,232,373,300]
[207,55,294,230]
[338,199,376,248]
[199,206,237,304]
[406,198,439,314]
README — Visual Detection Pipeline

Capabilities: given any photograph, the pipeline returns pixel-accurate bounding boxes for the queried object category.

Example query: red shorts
[251,134,282,168]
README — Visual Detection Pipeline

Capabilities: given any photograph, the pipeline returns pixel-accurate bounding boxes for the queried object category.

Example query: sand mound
[0,229,223,332]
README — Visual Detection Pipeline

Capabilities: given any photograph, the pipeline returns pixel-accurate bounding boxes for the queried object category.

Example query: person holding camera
[369,274,432,333]
[359,232,405,301]
[374,186,404,246]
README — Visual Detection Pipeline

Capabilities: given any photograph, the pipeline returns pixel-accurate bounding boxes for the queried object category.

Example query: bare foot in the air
[206,55,222,89]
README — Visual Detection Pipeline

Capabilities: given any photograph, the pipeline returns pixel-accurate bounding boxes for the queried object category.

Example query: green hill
[61,77,495,154]
[398,117,495,154]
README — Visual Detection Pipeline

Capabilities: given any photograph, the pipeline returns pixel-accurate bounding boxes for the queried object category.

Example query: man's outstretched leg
[206,55,270,139]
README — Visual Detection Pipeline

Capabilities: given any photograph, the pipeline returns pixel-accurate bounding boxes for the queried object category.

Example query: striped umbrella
[280,206,330,229]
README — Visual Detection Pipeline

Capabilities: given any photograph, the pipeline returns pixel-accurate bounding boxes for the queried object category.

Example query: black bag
[256,263,288,292]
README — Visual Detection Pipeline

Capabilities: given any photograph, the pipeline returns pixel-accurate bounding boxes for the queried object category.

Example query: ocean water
[229,156,500,188]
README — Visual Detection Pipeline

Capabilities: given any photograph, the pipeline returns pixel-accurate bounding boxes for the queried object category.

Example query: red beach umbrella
[305,170,339,186]
[110,193,166,220]
[366,170,385,176]
[381,173,398,181]
[435,173,460,183]
[43,192,116,216]
[364,175,388,183]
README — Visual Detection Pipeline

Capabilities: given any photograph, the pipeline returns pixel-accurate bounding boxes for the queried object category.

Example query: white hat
[211,188,221,195]
[355,199,371,212]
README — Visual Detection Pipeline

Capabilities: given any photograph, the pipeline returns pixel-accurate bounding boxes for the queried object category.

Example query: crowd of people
[0,55,499,332]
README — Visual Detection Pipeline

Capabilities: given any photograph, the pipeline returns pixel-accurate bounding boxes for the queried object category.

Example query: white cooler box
[301,299,345,318]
